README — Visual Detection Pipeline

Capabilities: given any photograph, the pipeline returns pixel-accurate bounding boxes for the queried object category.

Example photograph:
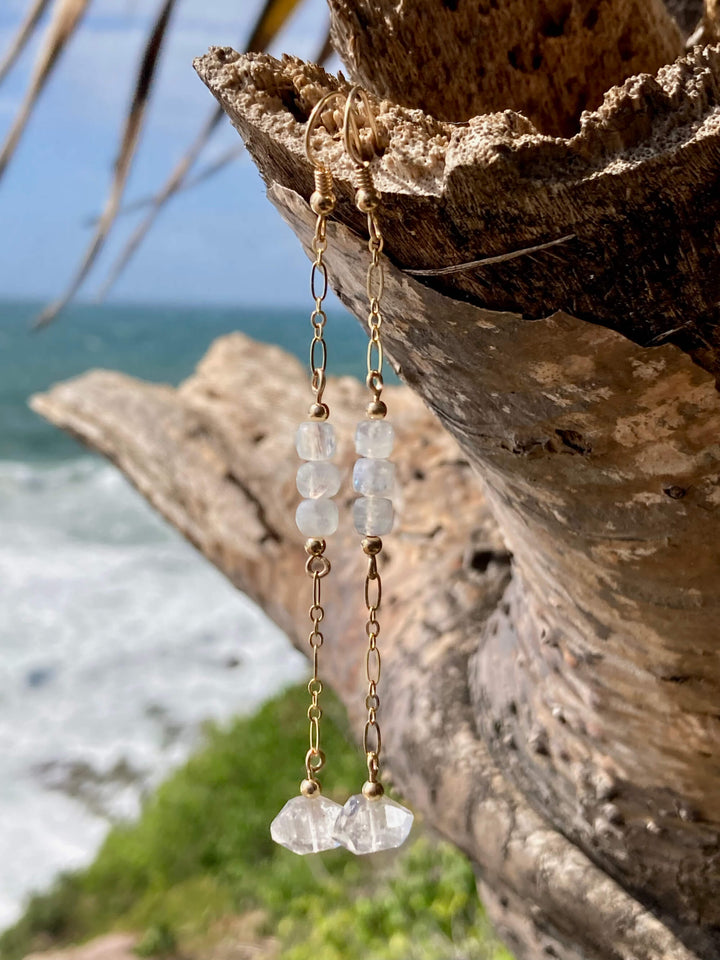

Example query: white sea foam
[0,456,305,928]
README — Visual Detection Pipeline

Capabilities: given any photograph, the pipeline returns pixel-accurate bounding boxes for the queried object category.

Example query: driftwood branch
[30,2,720,958]
[32,339,702,960]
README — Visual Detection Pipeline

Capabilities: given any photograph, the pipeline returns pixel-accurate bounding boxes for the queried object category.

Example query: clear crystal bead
[296,498,339,536]
[296,421,336,460]
[355,420,394,458]
[353,458,394,496]
[297,461,341,499]
[271,794,343,854]
[332,794,413,855]
[353,496,393,535]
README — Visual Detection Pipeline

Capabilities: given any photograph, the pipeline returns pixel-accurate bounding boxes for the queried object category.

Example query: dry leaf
[0,0,91,178]
[96,0,313,299]
[34,0,177,328]
[0,0,53,86]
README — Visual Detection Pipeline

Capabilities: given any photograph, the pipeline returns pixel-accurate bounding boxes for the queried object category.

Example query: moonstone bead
[355,420,394,458]
[332,794,414,855]
[296,421,336,460]
[297,461,341,499]
[271,794,343,854]
[353,458,394,496]
[353,497,393,536]
[296,499,339,536]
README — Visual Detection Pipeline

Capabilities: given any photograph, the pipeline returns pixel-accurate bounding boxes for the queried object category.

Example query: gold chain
[365,209,385,404]
[363,548,382,782]
[309,174,332,410]
[300,157,337,792]
[356,163,387,788]
[304,547,331,780]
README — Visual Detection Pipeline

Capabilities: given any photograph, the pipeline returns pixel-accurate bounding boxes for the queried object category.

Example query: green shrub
[0,684,513,960]
[134,922,177,958]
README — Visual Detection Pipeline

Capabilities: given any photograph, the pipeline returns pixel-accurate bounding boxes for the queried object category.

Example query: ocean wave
[0,455,305,928]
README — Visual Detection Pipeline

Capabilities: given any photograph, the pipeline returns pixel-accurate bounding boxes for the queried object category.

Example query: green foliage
[0,684,513,960]
[135,922,177,958]
[277,836,514,960]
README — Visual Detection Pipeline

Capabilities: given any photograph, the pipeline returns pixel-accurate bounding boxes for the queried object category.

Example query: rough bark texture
[195,42,720,377]
[705,0,720,38]
[329,0,685,136]
[30,2,720,959]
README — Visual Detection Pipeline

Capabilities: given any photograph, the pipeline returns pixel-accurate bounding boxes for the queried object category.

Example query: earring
[332,87,414,855]
[270,92,347,856]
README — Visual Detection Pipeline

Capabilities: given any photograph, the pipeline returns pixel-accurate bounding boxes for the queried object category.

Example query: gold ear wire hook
[343,85,380,166]
[304,91,347,169]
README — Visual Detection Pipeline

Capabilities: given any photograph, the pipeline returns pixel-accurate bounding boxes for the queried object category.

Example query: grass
[0,684,514,960]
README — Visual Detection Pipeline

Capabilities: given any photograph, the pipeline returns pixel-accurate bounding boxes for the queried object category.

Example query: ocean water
[0,299,369,929]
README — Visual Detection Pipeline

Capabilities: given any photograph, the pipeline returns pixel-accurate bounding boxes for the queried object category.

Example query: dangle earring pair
[270,88,413,857]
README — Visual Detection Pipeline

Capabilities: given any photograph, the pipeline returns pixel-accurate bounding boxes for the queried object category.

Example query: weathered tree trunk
[32,2,720,959]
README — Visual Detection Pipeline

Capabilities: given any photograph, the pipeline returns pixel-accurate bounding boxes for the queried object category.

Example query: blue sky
[0,0,336,307]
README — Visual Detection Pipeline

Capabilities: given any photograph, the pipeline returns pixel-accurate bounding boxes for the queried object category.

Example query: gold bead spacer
[308,401,330,421]
[366,399,387,419]
[356,187,380,212]
[301,777,322,798]
[305,538,326,556]
[310,190,336,217]
[361,536,382,556]
[362,779,384,799]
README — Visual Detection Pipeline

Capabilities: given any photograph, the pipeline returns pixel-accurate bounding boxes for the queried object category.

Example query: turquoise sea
[0,299,369,461]
[0,299,369,929]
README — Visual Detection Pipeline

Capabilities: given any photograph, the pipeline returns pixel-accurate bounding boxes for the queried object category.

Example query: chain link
[362,553,383,778]
[305,563,329,779]
[309,214,331,405]
[365,211,385,401]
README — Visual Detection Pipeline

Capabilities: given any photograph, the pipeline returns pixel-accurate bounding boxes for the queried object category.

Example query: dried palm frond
[86,146,244,226]
[247,0,305,51]
[95,105,227,301]
[34,0,177,328]
[0,0,91,178]
[0,0,53,85]
[97,4,330,300]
